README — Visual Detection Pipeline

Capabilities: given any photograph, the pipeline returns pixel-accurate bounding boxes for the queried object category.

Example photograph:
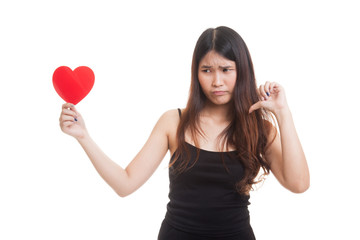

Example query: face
[198,50,237,106]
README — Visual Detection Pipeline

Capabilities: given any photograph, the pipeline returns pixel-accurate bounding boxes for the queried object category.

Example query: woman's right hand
[59,103,88,140]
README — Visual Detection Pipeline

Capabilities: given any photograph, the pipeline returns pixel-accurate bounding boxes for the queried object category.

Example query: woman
[59,26,310,239]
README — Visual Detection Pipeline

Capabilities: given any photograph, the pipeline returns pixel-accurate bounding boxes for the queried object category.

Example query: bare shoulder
[157,108,180,125]
[159,109,181,121]
[154,109,180,135]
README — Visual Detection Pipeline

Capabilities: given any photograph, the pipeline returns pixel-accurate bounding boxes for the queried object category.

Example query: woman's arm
[265,108,310,193]
[249,82,310,193]
[59,103,172,197]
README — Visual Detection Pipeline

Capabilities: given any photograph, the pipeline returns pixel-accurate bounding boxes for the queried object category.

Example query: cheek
[227,74,237,90]
[198,74,210,90]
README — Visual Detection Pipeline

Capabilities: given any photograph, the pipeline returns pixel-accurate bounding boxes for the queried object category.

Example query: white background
[0,0,359,239]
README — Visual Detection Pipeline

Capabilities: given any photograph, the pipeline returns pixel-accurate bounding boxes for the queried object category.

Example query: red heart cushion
[53,66,95,105]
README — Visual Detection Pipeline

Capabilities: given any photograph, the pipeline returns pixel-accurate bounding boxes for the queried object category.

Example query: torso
[163,109,254,238]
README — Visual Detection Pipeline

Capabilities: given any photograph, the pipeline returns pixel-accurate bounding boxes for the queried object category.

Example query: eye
[202,69,211,73]
[223,68,232,72]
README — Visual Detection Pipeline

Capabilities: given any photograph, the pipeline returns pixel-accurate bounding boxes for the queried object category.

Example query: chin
[210,99,232,106]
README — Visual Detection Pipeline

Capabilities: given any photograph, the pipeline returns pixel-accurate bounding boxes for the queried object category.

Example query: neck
[201,101,233,122]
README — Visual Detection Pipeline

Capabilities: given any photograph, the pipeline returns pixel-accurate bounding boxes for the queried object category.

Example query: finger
[67,104,81,119]
[62,103,75,110]
[60,115,77,123]
[255,88,264,101]
[269,84,279,94]
[71,106,80,117]
[273,83,282,93]
[269,82,277,96]
[60,109,77,123]
[264,81,271,96]
[62,103,80,121]
[269,82,277,94]
[259,85,267,100]
[61,108,77,118]
[273,85,280,93]
[249,101,263,114]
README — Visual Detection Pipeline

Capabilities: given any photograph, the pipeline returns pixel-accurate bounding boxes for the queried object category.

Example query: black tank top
[164,109,252,237]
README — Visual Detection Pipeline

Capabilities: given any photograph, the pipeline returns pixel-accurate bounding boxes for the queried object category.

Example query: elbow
[288,178,310,194]
[117,191,129,198]
[282,167,310,194]
[115,188,133,198]
[114,184,137,198]
[113,171,135,198]
[291,182,310,194]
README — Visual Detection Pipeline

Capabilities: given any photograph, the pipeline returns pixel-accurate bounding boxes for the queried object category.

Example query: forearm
[274,107,310,192]
[77,133,130,197]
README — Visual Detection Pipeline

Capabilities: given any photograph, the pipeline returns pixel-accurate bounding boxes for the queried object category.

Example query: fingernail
[266,92,270,97]
[74,118,78,122]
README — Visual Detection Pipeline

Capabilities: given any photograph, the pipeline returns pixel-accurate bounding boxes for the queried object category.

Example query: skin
[59,50,310,196]
[193,51,238,151]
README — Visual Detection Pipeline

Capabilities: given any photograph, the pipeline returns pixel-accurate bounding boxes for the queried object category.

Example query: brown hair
[171,26,275,195]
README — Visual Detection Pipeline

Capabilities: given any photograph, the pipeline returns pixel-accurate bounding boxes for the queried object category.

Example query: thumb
[249,101,263,114]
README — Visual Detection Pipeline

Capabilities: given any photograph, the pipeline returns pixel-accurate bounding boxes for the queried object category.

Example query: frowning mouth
[212,91,228,96]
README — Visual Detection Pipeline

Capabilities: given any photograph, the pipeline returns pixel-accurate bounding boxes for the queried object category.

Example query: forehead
[199,50,235,66]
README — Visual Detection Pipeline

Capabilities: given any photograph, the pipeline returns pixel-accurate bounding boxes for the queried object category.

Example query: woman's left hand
[249,81,289,115]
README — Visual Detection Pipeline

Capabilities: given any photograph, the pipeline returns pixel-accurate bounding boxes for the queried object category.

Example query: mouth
[212,91,228,96]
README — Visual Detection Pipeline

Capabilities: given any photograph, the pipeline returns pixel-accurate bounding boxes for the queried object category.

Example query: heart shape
[53,66,95,105]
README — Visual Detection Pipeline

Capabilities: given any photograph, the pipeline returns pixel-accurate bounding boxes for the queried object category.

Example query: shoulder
[155,109,181,133]
[159,109,181,123]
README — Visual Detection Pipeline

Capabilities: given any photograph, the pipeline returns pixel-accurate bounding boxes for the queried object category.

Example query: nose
[212,71,223,87]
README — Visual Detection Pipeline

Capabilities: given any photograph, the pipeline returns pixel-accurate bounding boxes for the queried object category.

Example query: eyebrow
[200,65,212,68]
[200,65,234,68]
[219,65,233,69]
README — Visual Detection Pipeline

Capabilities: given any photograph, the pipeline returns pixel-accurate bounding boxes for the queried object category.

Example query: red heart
[52,66,95,105]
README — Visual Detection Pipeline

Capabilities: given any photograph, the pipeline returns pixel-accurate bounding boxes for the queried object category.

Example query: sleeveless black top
[164,109,253,238]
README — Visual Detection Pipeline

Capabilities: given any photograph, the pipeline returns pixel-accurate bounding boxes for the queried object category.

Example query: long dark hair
[171,26,275,195]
